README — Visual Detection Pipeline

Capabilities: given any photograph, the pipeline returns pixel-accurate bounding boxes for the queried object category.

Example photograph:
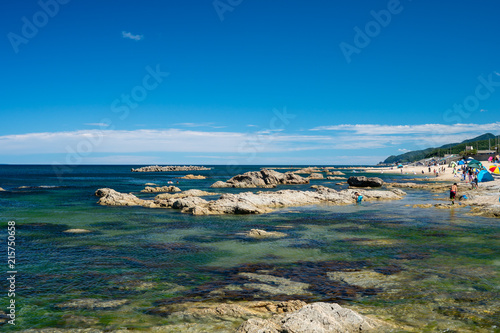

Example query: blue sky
[1,0,500,165]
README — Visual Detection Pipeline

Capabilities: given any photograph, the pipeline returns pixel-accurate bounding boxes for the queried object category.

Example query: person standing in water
[450,183,458,205]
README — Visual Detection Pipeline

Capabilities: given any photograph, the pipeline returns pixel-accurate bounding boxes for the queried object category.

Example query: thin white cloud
[0,129,328,156]
[122,31,143,41]
[174,122,226,129]
[84,123,110,127]
[310,123,500,136]
[1,123,498,163]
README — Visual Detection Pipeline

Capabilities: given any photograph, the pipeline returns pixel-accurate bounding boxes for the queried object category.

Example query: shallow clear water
[0,165,498,332]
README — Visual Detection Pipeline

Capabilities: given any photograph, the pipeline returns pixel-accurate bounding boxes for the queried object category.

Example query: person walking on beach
[450,183,458,205]
[471,176,478,190]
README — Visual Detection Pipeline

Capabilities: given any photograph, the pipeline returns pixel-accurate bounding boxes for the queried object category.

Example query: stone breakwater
[131,165,212,172]
[95,186,406,215]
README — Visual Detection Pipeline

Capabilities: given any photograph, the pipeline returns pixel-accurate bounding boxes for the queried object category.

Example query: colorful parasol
[489,165,500,174]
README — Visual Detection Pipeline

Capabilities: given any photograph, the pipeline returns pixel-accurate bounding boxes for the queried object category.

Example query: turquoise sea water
[0,165,498,332]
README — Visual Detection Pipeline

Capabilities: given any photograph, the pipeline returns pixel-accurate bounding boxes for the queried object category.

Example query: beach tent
[489,165,500,174]
[468,160,483,169]
[397,164,403,168]
[457,160,465,165]
[477,170,494,182]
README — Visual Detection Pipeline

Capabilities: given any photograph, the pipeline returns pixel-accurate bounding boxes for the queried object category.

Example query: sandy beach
[361,161,499,182]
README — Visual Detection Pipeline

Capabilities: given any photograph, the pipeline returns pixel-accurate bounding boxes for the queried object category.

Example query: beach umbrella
[489,165,500,174]
[458,160,465,165]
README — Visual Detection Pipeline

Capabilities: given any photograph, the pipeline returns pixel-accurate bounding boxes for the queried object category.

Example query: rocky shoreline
[95,185,405,215]
[131,165,212,172]
[18,301,391,332]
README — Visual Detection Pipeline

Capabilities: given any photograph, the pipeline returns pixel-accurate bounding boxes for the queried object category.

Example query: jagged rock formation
[95,185,405,215]
[95,188,146,206]
[236,302,385,332]
[211,169,309,188]
[131,165,211,172]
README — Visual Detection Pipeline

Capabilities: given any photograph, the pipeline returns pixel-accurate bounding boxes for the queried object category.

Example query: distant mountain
[382,133,498,164]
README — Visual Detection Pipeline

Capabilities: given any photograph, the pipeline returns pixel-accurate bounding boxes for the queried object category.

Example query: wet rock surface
[348,176,384,187]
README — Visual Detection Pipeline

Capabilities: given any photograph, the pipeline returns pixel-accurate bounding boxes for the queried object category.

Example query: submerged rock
[245,229,287,239]
[237,302,385,333]
[327,270,400,290]
[56,298,129,310]
[211,169,309,188]
[413,204,433,209]
[0,187,5,191]
[347,176,384,187]
[141,186,181,193]
[63,229,91,234]
[239,272,311,296]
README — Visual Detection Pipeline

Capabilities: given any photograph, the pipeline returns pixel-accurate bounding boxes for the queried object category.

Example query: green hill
[383,133,498,164]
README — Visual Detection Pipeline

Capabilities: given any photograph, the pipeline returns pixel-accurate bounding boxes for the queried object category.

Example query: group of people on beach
[452,164,479,187]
